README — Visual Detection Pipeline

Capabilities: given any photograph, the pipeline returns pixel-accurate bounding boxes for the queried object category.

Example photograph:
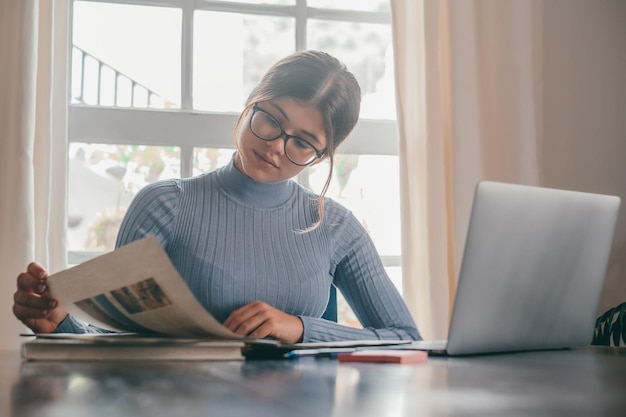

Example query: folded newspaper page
[48,236,242,339]
[46,236,413,350]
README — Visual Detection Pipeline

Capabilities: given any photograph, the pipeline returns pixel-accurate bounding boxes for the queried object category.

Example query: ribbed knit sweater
[56,157,420,342]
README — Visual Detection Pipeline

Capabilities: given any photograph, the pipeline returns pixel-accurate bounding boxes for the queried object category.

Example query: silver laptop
[413,181,621,356]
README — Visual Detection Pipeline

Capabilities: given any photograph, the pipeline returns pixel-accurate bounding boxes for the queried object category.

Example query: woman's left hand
[223,300,304,344]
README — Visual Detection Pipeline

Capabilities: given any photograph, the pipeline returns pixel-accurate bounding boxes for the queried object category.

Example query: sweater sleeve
[54,314,117,334]
[300,210,422,342]
[53,180,182,335]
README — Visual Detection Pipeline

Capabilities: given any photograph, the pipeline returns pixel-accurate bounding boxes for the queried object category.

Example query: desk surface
[2,347,625,417]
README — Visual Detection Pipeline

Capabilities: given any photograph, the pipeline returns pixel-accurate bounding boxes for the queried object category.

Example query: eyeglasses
[249,103,325,166]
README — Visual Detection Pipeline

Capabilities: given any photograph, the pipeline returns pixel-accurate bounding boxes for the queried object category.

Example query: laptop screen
[446,181,620,356]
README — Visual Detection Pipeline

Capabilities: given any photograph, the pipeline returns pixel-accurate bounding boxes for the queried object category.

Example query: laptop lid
[445,181,620,356]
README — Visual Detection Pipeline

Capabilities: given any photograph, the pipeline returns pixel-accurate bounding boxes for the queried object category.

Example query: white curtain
[0,0,69,351]
[391,0,543,339]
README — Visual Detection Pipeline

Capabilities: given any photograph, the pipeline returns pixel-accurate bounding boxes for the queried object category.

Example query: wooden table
[2,347,625,417]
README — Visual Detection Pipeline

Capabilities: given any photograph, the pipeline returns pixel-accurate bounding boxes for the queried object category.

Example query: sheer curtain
[0,1,69,351]
[391,0,543,339]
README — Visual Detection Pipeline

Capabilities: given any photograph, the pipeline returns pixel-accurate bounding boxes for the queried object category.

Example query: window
[68,0,400,325]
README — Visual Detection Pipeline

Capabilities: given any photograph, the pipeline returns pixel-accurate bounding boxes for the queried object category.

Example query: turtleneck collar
[215,153,295,208]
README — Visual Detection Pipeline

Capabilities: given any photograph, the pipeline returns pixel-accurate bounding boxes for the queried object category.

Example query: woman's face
[234,97,328,183]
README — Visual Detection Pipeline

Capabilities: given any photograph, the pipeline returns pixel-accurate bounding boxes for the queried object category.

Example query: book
[21,333,246,361]
[337,349,428,364]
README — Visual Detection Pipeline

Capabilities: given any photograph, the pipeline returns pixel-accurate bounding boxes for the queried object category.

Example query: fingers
[14,262,57,322]
[223,300,267,334]
[13,289,57,311]
[12,292,56,328]
[27,261,48,280]
[244,321,274,340]
[223,301,304,343]
[12,302,52,322]
[17,262,48,292]
[13,263,68,334]
[13,289,58,326]
[244,312,304,343]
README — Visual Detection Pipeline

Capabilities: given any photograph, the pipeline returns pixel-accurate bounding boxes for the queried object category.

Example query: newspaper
[48,236,241,339]
[46,236,413,352]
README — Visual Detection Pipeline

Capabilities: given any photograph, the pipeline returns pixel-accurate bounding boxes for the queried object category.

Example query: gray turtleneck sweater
[56,157,420,342]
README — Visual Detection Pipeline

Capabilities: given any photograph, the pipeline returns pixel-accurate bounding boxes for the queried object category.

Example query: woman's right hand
[13,262,68,333]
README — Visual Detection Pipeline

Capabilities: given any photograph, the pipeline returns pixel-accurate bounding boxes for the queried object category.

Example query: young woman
[13,51,421,343]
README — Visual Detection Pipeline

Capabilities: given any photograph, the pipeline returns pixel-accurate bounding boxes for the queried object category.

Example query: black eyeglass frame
[249,103,326,167]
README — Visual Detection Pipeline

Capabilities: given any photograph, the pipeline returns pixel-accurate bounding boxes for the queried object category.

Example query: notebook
[412,181,621,356]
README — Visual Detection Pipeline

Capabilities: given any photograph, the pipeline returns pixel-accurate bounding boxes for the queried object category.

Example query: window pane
[194,12,294,112]
[68,144,181,252]
[308,20,396,120]
[193,148,237,176]
[210,0,294,4]
[308,0,390,12]
[72,1,181,108]
[297,154,401,257]
[337,290,360,328]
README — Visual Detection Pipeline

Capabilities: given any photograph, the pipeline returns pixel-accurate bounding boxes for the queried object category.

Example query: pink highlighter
[337,349,428,364]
